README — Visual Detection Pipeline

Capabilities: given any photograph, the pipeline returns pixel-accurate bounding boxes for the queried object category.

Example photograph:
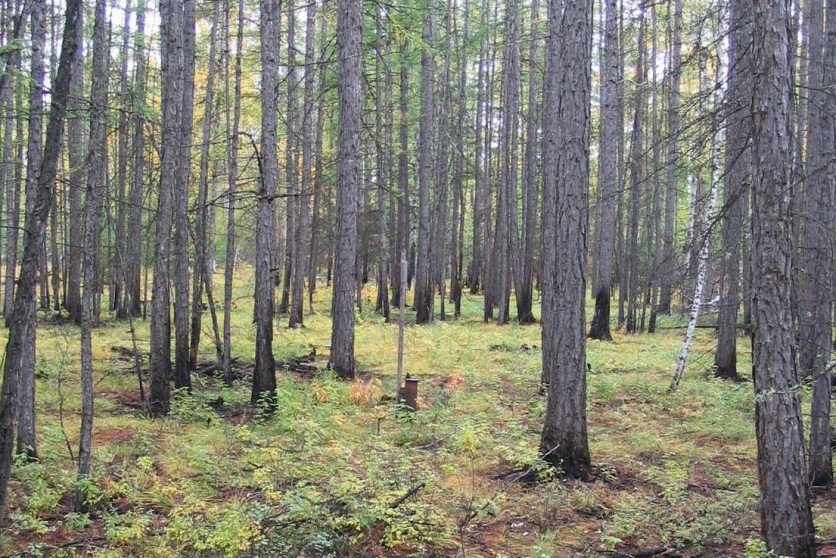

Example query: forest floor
[4,267,836,557]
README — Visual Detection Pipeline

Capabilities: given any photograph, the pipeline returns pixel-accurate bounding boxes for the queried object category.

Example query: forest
[0,0,832,555]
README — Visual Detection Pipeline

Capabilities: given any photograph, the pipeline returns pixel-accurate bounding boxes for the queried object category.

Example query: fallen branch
[389,482,426,509]
[606,547,668,558]
[110,345,145,358]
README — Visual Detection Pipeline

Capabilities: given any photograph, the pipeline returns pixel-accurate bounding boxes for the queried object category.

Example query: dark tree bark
[484,0,498,311]
[223,0,244,385]
[76,0,108,510]
[469,0,488,295]
[173,0,195,388]
[414,7,435,324]
[514,0,538,325]
[495,0,520,326]
[615,0,626,329]
[291,0,316,327]
[253,0,280,407]
[189,0,221,365]
[450,0,469,318]
[0,9,15,321]
[357,140,369,311]
[112,0,132,317]
[431,0,452,321]
[309,2,328,313]
[0,0,81,526]
[750,0,816,552]
[2,0,26,323]
[373,11,390,320]
[149,0,184,416]
[589,0,618,341]
[803,0,834,489]
[124,0,146,319]
[797,0,825,380]
[329,0,362,378]
[540,0,592,478]
[715,0,751,380]
[645,3,662,334]
[624,10,645,335]
[47,2,58,313]
[280,0,297,317]
[360,133,371,298]
[659,0,682,315]
[17,0,47,459]
[483,3,499,321]
[391,38,409,310]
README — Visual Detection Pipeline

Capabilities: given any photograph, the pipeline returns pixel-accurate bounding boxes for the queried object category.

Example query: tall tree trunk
[76,0,108,510]
[750,0,816,552]
[0,0,80,526]
[803,0,834,489]
[357,146,369,309]
[645,3,662,334]
[112,0,132,317]
[496,0,520,326]
[450,0,469,318]
[469,0,488,294]
[149,0,184,416]
[223,0,244,385]
[659,0,682,315]
[2,0,26,323]
[0,10,14,321]
[373,10,390,320]
[589,0,618,340]
[431,0,452,321]
[797,0,824,382]
[329,0,362,377]
[414,7,435,324]
[360,138,371,295]
[280,0,297,316]
[625,10,645,335]
[483,6,498,321]
[124,0,146,319]
[253,0,280,408]
[189,0,221,366]
[291,0,316,327]
[17,0,47,459]
[48,177,58,314]
[515,0,538,325]
[615,0,626,328]
[392,38,409,309]
[715,0,751,380]
[309,3,328,313]
[384,9,396,315]
[484,0,498,311]
[540,0,593,479]
[173,0,195,388]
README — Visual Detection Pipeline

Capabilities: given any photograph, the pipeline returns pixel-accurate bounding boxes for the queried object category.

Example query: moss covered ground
[4,267,836,557]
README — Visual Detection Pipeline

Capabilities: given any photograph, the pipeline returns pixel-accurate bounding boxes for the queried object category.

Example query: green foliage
[103,509,153,545]
[743,538,777,558]
[9,458,66,536]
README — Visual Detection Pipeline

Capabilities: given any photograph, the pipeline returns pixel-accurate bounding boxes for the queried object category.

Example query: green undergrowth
[3,266,835,557]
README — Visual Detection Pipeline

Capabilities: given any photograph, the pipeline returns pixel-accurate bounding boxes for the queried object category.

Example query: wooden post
[397,250,406,402]
[404,378,419,410]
